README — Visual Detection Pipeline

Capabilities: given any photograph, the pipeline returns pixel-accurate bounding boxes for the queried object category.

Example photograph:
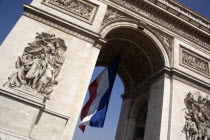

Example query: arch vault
[97,21,172,140]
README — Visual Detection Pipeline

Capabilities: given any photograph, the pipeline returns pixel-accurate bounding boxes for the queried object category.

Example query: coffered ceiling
[96,28,163,91]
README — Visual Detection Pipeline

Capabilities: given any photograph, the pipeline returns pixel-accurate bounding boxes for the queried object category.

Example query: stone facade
[0,0,209,140]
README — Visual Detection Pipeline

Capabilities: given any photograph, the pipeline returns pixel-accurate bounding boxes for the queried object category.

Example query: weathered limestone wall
[115,98,131,140]
[0,2,102,138]
[168,79,210,140]
[161,36,210,140]
[173,38,210,83]
[0,94,38,140]
[31,0,107,33]
[144,76,171,140]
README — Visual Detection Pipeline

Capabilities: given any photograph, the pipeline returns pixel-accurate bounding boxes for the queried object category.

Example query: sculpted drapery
[182,92,210,140]
[4,32,67,99]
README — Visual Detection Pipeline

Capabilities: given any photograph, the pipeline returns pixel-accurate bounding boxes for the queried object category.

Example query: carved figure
[26,53,47,89]
[182,51,209,75]
[182,92,210,140]
[3,71,21,88]
[102,8,129,25]
[182,114,198,140]
[36,64,55,93]
[4,32,67,99]
[153,30,173,54]
[53,0,74,7]
[49,0,93,19]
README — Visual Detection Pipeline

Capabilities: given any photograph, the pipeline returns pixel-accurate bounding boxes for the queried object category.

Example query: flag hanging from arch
[79,56,120,132]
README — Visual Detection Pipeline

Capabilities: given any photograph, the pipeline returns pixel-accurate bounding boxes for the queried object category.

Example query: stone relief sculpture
[102,8,131,25]
[3,32,67,99]
[181,49,209,75]
[152,30,173,54]
[182,92,210,140]
[48,0,94,20]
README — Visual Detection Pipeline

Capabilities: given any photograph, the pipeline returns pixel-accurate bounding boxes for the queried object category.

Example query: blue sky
[0,0,209,140]
[73,67,124,140]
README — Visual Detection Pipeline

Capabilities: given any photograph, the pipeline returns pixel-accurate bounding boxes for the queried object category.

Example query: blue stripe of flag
[90,56,120,127]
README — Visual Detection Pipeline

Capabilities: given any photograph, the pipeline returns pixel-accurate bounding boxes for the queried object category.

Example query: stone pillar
[0,0,106,139]
[144,75,171,140]
[115,98,131,140]
[124,117,136,140]
[62,45,101,140]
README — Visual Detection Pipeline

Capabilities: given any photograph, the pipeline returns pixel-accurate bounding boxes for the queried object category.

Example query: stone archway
[98,21,170,90]
[95,21,171,140]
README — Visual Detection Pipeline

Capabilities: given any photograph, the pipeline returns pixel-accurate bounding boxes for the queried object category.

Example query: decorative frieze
[180,47,209,76]
[42,0,98,23]
[109,0,210,51]
[153,0,210,30]
[3,32,67,99]
[23,12,95,43]
[182,92,210,140]
[102,8,174,56]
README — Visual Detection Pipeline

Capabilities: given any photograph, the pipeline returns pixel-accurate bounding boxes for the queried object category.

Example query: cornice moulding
[168,0,210,22]
[42,0,99,24]
[122,65,210,99]
[100,0,210,51]
[0,87,45,108]
[146,0,210,34]
[23,4,106,46]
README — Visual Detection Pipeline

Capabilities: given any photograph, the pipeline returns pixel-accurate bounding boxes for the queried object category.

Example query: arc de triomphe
[0,0,210,140]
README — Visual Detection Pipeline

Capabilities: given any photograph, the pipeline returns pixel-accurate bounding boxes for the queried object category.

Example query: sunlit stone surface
[0,0,209,139]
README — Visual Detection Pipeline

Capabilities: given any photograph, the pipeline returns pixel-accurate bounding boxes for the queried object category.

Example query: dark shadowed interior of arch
[96,27,164,92]
[129,94,149,140]
[134,99,148,140]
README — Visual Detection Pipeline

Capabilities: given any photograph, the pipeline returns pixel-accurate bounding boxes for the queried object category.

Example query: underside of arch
[97,22,170,91]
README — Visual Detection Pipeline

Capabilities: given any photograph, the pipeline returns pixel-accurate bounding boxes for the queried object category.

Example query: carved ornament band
[180,47,210,76]
[148,0,210,33]
[107,0,210,51]
[42,0,98,24]
[23,8,95,43]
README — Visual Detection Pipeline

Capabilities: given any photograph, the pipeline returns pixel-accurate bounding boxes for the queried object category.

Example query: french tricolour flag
[79,57,120,132]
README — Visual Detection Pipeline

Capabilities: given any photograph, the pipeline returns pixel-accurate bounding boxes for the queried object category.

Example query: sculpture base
[1,86,45,107]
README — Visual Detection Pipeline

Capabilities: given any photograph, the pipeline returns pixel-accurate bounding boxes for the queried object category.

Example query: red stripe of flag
[79,80,98,132]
